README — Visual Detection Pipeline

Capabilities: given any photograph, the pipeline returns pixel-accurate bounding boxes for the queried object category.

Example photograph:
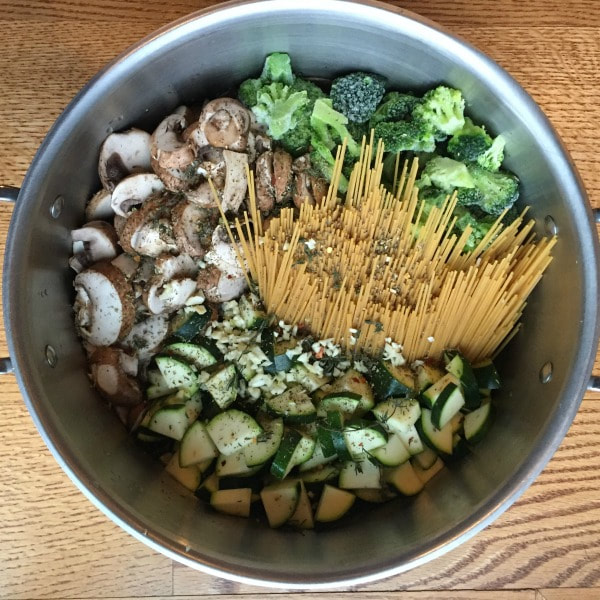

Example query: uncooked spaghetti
[232,137,556,363]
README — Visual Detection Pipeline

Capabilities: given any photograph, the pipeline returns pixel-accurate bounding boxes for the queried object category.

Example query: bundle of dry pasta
[230,138,556,363]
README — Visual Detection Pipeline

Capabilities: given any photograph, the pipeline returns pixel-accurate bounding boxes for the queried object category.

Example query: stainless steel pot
[2,0,600,589]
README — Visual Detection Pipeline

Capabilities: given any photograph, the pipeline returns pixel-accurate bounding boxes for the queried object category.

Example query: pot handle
[589,376,600,393]
[0,358,13,374]
[0,186,19,203]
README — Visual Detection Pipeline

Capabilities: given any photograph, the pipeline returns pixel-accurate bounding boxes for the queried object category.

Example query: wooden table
[1,1,599,598]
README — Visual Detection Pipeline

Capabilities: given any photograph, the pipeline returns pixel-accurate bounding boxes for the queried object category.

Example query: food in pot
[70,53,555,529]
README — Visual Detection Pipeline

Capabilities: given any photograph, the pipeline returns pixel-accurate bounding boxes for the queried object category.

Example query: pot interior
[5,0,598,587]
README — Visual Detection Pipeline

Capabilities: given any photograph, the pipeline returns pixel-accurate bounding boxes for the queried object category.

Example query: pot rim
[4,0,600,589]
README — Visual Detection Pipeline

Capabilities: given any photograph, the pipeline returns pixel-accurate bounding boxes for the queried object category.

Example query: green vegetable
[447,117,493,162]
[412,85,466,137]
[418,156,475,192]
[457,165,520,216]
[252,83,308,140]
[476,134,506,172]
[369,91,421,126]
[330,71,386,123]
[373,120,436,154]
[260,51,295,85]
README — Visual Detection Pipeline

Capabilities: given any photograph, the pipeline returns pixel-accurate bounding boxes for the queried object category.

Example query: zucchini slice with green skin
[430,380,465,430]
[472,359,501,390]
[369,361,416,401]
[372,398,421,433]
[316,410,344,459]
[299,463,339,484]
[325,369,375,414]
[420,373,460,409]
[444,350,480,409]
[342,421,387,460]
[238,293,267,330]
[148,394,201,441]
[206,409,262,456]
[317,392,361,418]
[289,364,330,392]
[270,429,315,479]
[415,362,446,392]
[417,408,453,455]
[155,356,198,391]
[146,369,176,400]
[265,386,317,424]
[463,401,493,444]
[339,459,382,489]
[369,433,411,467]
[203,363,238,410]
[215,449,262,478]
[396,424,424,456]
[170,309,211,342]
[210,488,252,517]
[179,420,218,467]
[165,451,202,491]
[315,484,356,522]
[288,480,314,529]
[243,417,284,467]
[384,460,424,496]
[298,440,337,471]
[260,480,302,528]
[164,341,219,370]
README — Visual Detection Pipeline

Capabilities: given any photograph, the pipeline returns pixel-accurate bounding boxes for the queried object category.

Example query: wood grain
[1,1,599,599]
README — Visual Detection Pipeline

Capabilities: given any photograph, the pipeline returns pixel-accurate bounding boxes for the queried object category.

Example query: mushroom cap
[98,128,152,191]
[191,98,251,152]
[111,172,165,218]
[85,189,114,221]
[89,346,142,406]
[172,201,219,257]
[118,194,179,257]
[74,261,136,347]
[255,150,275,213]
[151,112,196,171]
[197,264,247,303]
[71,220,119,264]
[120,313,170,363]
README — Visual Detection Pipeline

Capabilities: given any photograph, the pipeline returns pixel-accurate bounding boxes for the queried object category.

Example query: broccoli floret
[370,91,421,126]
[476,134,506,172]
[412,85,465,137]
[330,71,386,123]
[238,78,263,108]
[276,79,326,156]
[418,156,475,192]
[453,206,498,251]
[252,83,308,140]
[310,137,349,194]
[447,117,492,162]
[260,52,295,85]
[310,98,361,158]
[457,165,519,216]
[372,120,436,154]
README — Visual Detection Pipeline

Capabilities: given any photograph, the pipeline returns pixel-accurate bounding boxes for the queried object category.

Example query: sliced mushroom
[172,201,219,257]
[85,189,114,221]
[200,225,248,302]
[293,171,315,208]
[111,172,165,218]
[190,98,251,152]
[120,313,170,362]
[143,253,199,314]
[119,195,179,257]
[150,112,197,183]
[255,151,275,212]
[310,176,329,204]
[74,261,135,347]
[111,253,140,279]
[98,128,152,191]
[197,264,247,303]
[273,148,294,204]
[185,181,218,208]
[222,150,248,213]
[89,347,142,406]
[71,221,119,267]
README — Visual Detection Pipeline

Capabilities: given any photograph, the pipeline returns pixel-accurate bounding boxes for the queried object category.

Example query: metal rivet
[540,361,553,384]
[544,215,558,236]
[45,345,58,368]
[50,196,64,219]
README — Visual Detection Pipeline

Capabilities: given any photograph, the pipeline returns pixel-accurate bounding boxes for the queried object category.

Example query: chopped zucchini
[315,485,356,522]
[372,398,421,433]
[287,480,314,529]
[265,386,317,423]
[206,409,262,456]
[384,460,424,496]
[339,459,382,489]
[210,488,252,517]
[203,363,238,409]
[179,420,218,467]
[369,361,416,401]
[444,350,480,409]
[155,356,198,391]
[463,401,493,444]
[164,341,219,370]
[260,480,301,528]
